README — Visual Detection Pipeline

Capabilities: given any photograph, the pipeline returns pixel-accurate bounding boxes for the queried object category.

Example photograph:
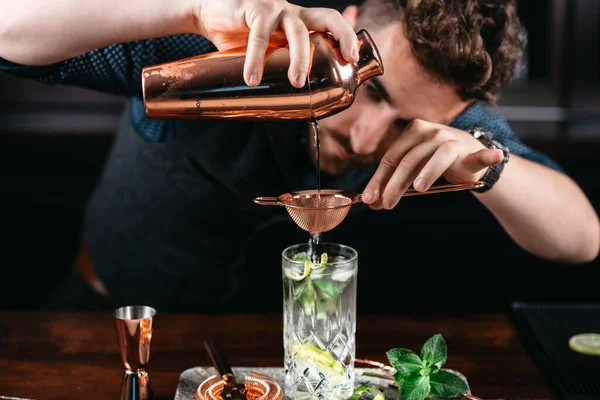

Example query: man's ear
[341,5,359,29]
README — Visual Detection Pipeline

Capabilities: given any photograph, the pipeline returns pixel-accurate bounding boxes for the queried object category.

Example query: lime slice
[569,333,600,356]
[312,253,328,270]
[285,259,311,281]
[291,342,345,375]
[352,385,384,400]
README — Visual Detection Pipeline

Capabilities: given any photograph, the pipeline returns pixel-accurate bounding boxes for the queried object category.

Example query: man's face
[313,19,469,175]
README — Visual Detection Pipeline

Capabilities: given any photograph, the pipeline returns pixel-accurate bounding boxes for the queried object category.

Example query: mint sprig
[386,334,468,400]
[288,252,349,318]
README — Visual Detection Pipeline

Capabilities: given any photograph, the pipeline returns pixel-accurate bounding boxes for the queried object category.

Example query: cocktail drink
[282,243,358,400]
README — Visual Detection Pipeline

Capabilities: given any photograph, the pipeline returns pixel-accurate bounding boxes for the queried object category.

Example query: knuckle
[379,154,399,169]
[297,7,309,20]
[304,7,342,24]
[289,19,309,37]
[441,140,460,157]
[298,5,317,20]
[407,118,426,130]
[249,2,276,22]
[261,0,278,11]
[313,7,340,16]
[325,8,342,19]
[398,154,419,173]
[249,31,270,47]
[431,128,450,141]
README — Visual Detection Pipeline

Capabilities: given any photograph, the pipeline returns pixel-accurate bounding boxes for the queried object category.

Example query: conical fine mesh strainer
[196,373,282,400]
[254,182,484,233]
[196,339,282,400]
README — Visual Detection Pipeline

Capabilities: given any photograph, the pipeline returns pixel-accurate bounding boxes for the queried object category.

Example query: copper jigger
[142,29,383,120]
[113,305,157,400]
[254,182,484,233]
[196,339,282,400]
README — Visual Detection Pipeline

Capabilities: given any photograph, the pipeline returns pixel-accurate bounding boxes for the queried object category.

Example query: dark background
[0,0,599,312]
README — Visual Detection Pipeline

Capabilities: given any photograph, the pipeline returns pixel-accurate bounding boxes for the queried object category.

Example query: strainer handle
[404,181,484,196]
[253,197,281,206]
[357,181,484,201]
[204,339,236,384]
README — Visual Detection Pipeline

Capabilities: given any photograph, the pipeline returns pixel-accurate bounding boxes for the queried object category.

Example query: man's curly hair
[357,0,524,103]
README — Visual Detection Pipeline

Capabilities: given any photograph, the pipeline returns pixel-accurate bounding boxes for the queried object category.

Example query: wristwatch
[467,126,510,193]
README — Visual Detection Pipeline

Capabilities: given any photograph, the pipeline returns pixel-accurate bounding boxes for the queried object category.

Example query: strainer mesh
[280,193,354,233]
[195,372,282,400]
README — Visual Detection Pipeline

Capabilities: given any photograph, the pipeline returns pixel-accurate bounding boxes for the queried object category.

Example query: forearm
[475,155,600,263]
[0,0,196,65]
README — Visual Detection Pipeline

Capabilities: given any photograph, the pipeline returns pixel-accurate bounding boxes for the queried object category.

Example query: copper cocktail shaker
[141,29,383,120]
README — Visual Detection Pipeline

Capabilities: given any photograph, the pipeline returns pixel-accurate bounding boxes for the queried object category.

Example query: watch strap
[474,158,506,193]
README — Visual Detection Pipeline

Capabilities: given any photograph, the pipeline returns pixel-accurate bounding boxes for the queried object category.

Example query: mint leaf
[312,279,342,319]
[293,252,308,261]
[312,278,343,299]
[393,371,405,387]
[420,334,447,370]
[399,374,430,400]
[386,348,423,378]
[429,370,469,397]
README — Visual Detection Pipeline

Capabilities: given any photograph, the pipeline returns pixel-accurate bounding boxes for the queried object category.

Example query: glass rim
[281,242,358,265]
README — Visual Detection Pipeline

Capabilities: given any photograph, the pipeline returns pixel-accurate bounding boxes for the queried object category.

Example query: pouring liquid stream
[309,116,323,264]
[311,116,321,196]
[307,68,322,263]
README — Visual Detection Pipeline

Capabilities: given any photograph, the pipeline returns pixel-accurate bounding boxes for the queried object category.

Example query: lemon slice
[285,259,311,281]
[569,333,600,356]
[291,342,345,375]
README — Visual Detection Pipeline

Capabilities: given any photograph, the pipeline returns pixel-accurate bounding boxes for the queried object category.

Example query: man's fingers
[362,122,441,205]
[244,15,281,87]
[243,5,360,87]
[280,13,311,88]
[413,141,460,192]
[369,199,384,210]
[462,148,504,174]
[301,7,359,63]
[363,139,435,207]
[362,155,395,205]
[379,140,439,209]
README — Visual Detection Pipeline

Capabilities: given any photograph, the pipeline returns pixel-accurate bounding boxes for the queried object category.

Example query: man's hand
[362,119,505,210]
[192,0,359,88]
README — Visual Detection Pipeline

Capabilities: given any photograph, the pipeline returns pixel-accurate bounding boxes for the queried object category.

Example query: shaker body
[142,30,383,120]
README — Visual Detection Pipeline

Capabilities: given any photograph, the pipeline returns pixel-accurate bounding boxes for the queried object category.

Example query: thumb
[462,148,504,174]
